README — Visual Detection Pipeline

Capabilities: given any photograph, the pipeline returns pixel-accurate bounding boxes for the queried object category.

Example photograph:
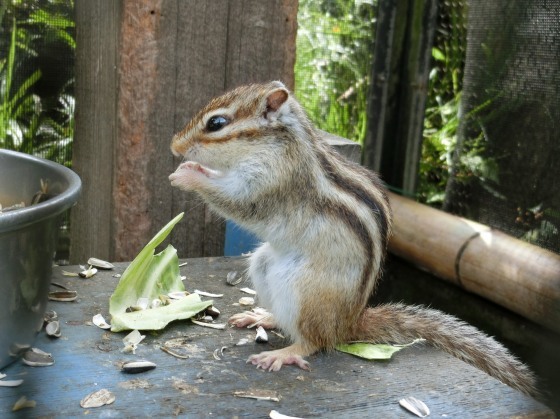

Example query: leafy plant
[0,0,75,167]
[417,1,467,206]
[295,0,376,145]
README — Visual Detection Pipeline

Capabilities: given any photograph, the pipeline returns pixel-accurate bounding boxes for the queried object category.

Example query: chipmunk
[169,81,537,397]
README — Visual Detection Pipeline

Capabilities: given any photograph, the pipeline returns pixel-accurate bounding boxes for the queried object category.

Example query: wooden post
[71,0,121,261]
[363,0,437,194]
[70,0,297,263]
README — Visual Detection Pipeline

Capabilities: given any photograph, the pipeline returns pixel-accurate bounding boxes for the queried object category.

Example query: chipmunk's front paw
[169,161,221,191]
[247,344,311,372]
[169,162,200,190]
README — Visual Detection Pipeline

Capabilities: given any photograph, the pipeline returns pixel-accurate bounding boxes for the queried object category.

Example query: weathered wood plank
[147,0,180,255]
[169,0,231,258]
[225,0,298,89]
[71,0,121,262]
[0,258,552,417]
[71,0,297,263]
[113,0,165,261]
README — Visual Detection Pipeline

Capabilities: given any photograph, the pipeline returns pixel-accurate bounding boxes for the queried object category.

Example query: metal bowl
[0,150,81,368]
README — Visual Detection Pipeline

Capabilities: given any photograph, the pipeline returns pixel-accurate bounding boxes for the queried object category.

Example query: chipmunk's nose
[170,133,188,157]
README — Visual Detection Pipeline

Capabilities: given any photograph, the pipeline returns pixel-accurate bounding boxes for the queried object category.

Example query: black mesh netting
[444,0,560,254]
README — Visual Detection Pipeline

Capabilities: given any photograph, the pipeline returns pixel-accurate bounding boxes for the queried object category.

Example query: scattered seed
[191,319,227,329]
[92,314,111,330]
[160,346,190,359]
[30,179,50,205]
[240,287,257,295]
[212,346,228,360]
[270,410,303,419]
[399,397,430,418]
[168,291,189,300]
[226,271,242,286]
[233,389,280,402]
[255,326,269,343]
[78,266,98,278]
[80,389,115,408]
[199,315,214,322]
[121,360,156,374]
[12,396,36,411]
[61,270,79,277]
[22,348,54,367]
[194,290,223,298]
[178,262,188,267]
[238,297,255,306]
[0,379,24,387]
[48,290,78,302]
[236,338,250,346]
[206,306,221,318]
[45,321,61,338]
[43,310,58,324]
[87,257,114,270]
[121,330,145,354]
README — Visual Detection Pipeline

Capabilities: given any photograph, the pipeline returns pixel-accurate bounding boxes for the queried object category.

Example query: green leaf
[109,213,212,332]
[432,47,446,62]
[336,340,422,360]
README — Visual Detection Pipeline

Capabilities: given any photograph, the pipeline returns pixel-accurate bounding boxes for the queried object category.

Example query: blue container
[224,220,260,256]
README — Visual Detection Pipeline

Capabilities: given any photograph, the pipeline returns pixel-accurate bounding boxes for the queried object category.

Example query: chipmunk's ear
[265,87,289,115]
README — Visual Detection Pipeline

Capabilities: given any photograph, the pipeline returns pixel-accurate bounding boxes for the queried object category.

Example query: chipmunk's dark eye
[206,115,229,132]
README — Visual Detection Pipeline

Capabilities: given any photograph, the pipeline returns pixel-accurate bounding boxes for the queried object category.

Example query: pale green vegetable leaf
[336,340,422,360]
[110,293,212,332]
[109,212,212,332]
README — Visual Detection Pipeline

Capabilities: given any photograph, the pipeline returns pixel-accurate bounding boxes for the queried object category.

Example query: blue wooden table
[0,257,553,417]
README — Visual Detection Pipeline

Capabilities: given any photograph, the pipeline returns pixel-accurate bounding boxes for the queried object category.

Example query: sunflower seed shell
[87,257,115,270]
[122,360,157,374]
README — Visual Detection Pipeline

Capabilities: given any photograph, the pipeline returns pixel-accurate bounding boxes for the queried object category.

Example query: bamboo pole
[387,192,560,333]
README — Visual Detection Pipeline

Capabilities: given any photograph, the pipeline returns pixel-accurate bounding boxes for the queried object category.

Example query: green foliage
[295,0,376,145]
[0,0,75,166]
[417,1,467,206]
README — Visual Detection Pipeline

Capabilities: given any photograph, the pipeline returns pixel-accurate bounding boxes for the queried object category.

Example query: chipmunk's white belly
[248,242,303,340]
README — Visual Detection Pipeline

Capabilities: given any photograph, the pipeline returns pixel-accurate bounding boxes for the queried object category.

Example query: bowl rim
[0,149,82,234]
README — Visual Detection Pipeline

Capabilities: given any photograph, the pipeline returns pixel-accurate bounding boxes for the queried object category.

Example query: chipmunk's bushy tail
[352,303,538,397]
